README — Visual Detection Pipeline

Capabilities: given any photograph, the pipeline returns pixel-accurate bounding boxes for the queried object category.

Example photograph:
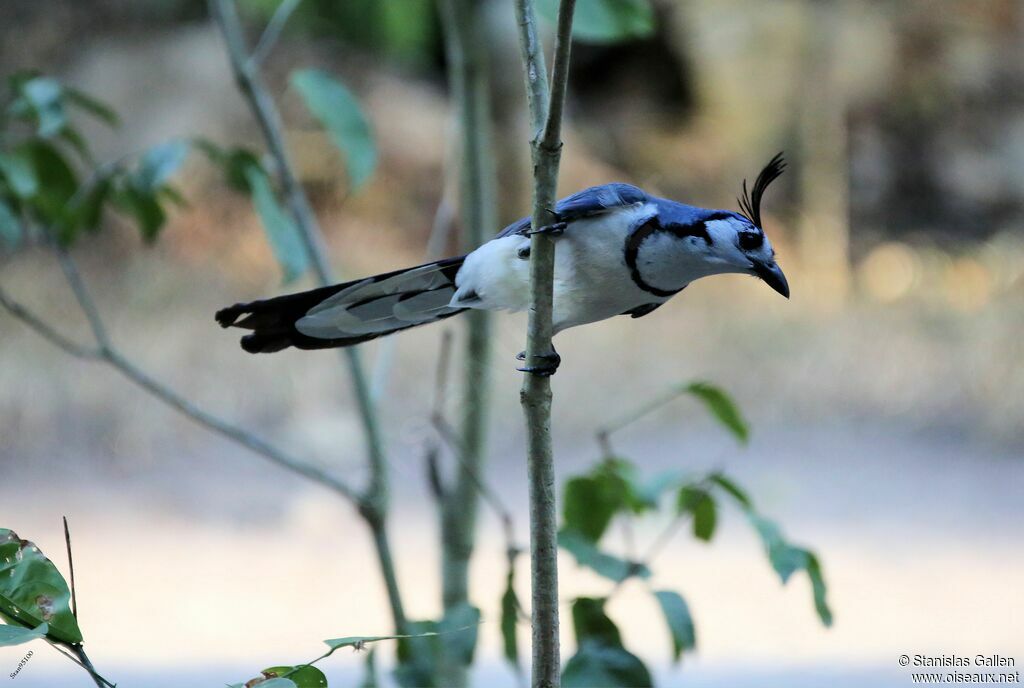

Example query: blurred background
[1,0,1022,686]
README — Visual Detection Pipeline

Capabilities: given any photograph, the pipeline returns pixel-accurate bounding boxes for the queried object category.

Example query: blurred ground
[2,3,1024,686]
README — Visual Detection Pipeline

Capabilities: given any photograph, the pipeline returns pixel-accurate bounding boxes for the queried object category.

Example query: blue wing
[497,183,648,237]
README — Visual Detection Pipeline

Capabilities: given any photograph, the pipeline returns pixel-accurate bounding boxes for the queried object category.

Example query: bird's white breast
[452,202,664,332]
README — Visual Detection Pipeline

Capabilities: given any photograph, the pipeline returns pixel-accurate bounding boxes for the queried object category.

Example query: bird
[216,153,790,375]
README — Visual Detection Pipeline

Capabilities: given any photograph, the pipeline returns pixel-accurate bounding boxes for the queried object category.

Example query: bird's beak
[752,260,790,299]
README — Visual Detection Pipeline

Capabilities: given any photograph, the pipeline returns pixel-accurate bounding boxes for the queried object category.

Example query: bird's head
[695,153,789,298]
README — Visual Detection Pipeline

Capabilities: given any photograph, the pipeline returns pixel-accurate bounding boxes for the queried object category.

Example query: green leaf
[652,591,695,663]
[115,186,166,242]
[571,597,621,646]
[558,529,650,583]
[749,514,806,582]
[132,140,190,193]
[19,140,78,233]
[500,561,520,669]
[0,198,22,249]
[748,515,832,627]
[537,0,655,44]
[222,149,264,193]
[64,88,120,127]
[0,622,47,646]
[805,552,833,627]
[359,648,378,688]
[290,69,376,191]
[683,382,749,444]
[325,632,432,650]
[0,151,40,199]
[563,475,622,543]
[439,601,480,666]
[261,665,327,688]
[71,177,112,233]
[192,139,262,193]
[676,485,717,541]
[708,472,753,509]
[563,598,653,687]
[563,642,654,687]
[18,76,67,137]
[0,529,82,644]
[244,164,308,283]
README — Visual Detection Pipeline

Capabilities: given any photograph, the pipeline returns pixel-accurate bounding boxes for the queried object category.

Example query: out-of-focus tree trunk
[797,0,851,308]
[436,0,498,685]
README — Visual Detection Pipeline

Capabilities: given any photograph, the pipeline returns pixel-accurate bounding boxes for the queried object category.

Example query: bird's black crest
[737,152,786,228]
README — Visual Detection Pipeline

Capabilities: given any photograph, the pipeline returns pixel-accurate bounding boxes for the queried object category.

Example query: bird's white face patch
[704,217,774,273]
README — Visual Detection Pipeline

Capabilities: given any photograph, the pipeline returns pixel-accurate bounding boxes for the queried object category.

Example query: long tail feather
[216,256,467,353]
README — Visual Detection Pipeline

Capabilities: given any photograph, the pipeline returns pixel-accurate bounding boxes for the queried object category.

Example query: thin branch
[436,9,498,680]
[1,261,362,504]
[515,1,577,686]
[209,0,406,633]
[62,517,77,619]
[47,641,116,688]
[103,346,361,501]
[208,0,387,503]
[430,414,516,538]
[514,0,550,137]
[250,0,302,68]
[425,329,455,500]
[70,644,115,688]
[597,386,688,440]
[0,286,100,359]
[55,248,110,350]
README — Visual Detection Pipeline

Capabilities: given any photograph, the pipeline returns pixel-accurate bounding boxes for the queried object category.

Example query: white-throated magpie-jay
[217,154,789,374]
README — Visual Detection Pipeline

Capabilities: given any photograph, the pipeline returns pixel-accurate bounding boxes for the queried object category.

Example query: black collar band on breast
[624,217,691,298]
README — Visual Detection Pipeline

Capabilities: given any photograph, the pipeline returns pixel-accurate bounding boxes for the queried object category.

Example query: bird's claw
[516,350,561,376]
[526,214,567,237]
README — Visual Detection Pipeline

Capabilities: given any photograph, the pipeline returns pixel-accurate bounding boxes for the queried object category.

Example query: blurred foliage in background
[242,0,444,67]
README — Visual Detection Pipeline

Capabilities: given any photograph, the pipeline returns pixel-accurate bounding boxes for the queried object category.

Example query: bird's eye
[739,232,763,251]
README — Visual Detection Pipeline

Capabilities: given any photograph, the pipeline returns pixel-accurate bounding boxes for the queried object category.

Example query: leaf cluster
[555,382,831,685]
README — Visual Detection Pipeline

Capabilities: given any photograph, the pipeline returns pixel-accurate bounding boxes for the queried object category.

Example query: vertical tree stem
[514,1,576,686]
[209,0,405,633]
[437,0,498,684]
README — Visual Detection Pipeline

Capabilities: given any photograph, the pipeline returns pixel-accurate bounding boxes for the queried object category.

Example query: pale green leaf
[652,591,695,663]
[537,0,655,44]
[559,529,650,583]
[0,151,39,199]
[20,76,66,137]
[244,164,308,283]
[439,601,480,665]
[748,515,833,627]
[0,622,47,646]
[133,140,190,193]
[291,69,376,191]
